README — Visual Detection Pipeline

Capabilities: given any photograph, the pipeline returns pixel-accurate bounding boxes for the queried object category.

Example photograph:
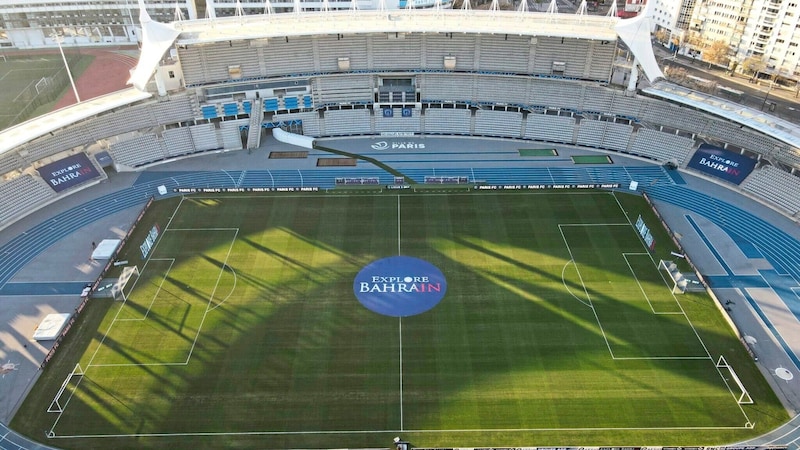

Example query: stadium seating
[741,165,800,216]
[313,75,374,105]
[163,127,196,157]
[575,120,633,152]
[609,93,647,119]
[523,114,577,143]
[189,123,221,151]
[424,34,477,71]
[639,99,707,134]
[473,75,529,105]
[372,34,424,71]
[582,85,615,113]
[628,128,695,164]
[422,108,472,135]
[108,133,167,168]
[316,35,370,72]
[275,111,322,136]
[0,27,798,227]
[220,120,245,150]
[374,108,422,133]
[528,78,584,110]
[0,175,56,226]
[477,34,531,74]
[0,151,25,175]
[420,73,475,104]
[474,110,523,138]
[151,95,195,124]
[322,109,372,136]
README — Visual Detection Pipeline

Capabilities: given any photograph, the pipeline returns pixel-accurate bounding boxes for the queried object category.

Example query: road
[651,45,800,123]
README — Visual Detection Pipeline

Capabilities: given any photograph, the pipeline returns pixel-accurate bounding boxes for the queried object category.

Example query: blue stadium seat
[201,105,218,119]
[223,102,239,116]
[264,98,280,112]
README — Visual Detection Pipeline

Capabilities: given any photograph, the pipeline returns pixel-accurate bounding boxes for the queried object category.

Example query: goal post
[47,363,85,413]
[716,355,753,405]
[658,259,688,294]
[111,265,140,301]
[34,77,50,95]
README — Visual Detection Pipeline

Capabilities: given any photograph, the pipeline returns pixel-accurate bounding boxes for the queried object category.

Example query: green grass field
[0,53,94,130]
[13,190,787,449]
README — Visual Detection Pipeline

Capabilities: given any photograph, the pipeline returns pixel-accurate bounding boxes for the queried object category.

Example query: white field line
[558,223,631,227]
[621,253,682,316]
[558,224,616,358]
[561,260,591,308]
[164,195,186,231]
[613,195,753,425]
[611,356,712,360]
[182,191,614,202]
[77,229,238,368]
[399,317,404,432]
[611,191,634,225]
[47,424,754,440]
[53,228,240,436]
[183,227,239,365]
[115,258,175,322]
[167,228,240,231]
[397,195,403,430]
[397,195,401,256]
[206,265,238,313]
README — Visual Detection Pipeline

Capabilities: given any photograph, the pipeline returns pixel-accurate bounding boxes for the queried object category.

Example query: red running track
[53,49,138,110]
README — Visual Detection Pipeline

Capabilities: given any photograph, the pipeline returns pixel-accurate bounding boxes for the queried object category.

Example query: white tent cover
[91,239,122,261]
[33,313,72,341]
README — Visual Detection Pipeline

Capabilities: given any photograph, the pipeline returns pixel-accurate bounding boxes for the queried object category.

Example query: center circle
[354,256,447,317]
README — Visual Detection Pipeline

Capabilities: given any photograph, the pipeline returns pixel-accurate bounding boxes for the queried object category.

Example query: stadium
[0,0,799,448]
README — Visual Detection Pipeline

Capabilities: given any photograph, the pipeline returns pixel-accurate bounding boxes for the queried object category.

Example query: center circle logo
[354,256,447,317]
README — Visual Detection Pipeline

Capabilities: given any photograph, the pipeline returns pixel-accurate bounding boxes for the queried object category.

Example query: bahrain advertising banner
[38,153,101,193]
[686,144,756,185]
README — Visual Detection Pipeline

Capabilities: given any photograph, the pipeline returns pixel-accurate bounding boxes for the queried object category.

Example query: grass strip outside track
[519,148,558,157]
[0,54,94,130]
[572,155,613,164]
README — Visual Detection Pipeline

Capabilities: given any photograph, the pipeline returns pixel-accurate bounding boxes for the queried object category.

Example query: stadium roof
[0,89,152,156]
[644,82,800,159]
[172,9,619,44]
[129,0,667,90]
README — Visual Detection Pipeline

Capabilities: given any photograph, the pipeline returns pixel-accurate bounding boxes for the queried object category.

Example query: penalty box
[89,228,239,368]
[559,223,708,359]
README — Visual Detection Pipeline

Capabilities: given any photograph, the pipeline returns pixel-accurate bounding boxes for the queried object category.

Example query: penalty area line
[561,260,591,308]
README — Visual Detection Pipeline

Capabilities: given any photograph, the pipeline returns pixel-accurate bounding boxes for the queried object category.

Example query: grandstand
[0,0,799,448]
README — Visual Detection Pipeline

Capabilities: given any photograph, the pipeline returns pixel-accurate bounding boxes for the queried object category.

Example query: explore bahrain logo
[354,256,447,317]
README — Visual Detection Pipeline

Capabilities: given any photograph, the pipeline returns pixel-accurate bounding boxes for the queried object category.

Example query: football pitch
[0,53,93,130]
[13,190,787,449]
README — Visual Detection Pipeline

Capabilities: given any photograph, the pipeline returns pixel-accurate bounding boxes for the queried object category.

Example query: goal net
[47,363,85,413]
[658,259,688,294]
[716,355,753,405]
[111,265,140,301]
